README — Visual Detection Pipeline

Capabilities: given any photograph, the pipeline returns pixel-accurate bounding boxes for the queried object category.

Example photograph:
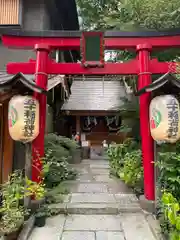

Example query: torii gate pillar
[32,44,50,183]
[137,44,155,201]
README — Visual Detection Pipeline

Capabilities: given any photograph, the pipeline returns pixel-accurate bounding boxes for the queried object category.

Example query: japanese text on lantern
[23,98,36,138]
[167,98,179,139]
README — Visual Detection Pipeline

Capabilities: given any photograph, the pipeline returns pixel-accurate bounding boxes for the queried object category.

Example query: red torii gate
[2,30,180,203]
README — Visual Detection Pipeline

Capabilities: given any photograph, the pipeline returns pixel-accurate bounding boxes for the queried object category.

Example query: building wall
[0,0,20,25]
[0,0,50,70]
[22,0,50,31]
[0,44,35,70]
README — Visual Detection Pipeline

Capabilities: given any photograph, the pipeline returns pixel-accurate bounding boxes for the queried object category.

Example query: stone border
[18,215,35,240]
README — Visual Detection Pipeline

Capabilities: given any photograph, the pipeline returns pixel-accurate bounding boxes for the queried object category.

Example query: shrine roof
[0,71,65,93]
[135,73,180,96]
[62,78,127,111]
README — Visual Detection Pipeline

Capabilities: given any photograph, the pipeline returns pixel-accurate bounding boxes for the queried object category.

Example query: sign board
[81,32,104,67]
[82,141,89,147]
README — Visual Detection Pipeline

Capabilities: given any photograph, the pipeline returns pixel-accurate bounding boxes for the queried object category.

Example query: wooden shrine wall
[0,100,14,183]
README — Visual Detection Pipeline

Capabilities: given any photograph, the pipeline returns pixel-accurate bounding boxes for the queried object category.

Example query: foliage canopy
[77,0,180,61]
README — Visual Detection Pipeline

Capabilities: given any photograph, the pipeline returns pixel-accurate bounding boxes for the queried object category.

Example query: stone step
[49,202,142,215]
[62,181,132,194]
[49,193,142,215]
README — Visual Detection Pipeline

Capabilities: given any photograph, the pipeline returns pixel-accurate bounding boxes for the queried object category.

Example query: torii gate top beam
[2,29,180,50]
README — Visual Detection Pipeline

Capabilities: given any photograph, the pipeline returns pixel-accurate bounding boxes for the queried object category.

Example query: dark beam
[3,33,180,51]
[2,28,180,38]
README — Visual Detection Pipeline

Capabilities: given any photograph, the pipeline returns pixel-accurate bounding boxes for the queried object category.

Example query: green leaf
[168,210,176,225]
[175,216,180,230]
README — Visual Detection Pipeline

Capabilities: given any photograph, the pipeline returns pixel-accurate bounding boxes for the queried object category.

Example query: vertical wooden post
[137,44,155,201]
[24,143,31,208]
[0,103,3,183]
[2,101,14,183]
[76,115,81,133]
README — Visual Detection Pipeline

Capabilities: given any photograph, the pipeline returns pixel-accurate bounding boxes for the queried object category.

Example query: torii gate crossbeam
[2,30,180,204]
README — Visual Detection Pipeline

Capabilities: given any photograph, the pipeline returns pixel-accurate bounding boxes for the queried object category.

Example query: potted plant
[0,207,29,240]
[0,171,30,240]
[28,154,50,213]
[25,177,46,213]
[34,205,48,228]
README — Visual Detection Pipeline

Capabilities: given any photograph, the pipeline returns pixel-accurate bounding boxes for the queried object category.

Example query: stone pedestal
[81,147,90,159]
[139,195,155,213]
[70,148,82,164]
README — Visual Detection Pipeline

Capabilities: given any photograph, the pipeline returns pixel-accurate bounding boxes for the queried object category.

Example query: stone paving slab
[28,215,65,240]
[114,193,139,203]
[61,231,95,240]
[90,164,110,169]
[96,231,125,240]
[121,213,157,240]
[77,183,108,193]
[64,215,122,231]
[93,175,114,182]
[91,168,110,175]
[70,165,90,174]
[107,181,132,194]
[82,159,109,165]
[76,174,94,182]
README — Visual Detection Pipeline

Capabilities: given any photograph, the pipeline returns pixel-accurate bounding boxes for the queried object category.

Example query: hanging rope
[71,76,123,81]
[83,75,85,83]
[168,61,180,74]
[102,76,104,96]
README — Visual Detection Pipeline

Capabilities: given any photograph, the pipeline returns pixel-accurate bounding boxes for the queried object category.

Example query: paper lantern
[8,95,39,143]
[150,95,180,143]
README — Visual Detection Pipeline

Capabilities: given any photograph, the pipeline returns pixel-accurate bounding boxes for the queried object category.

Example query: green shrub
[107,139,143,194]
[107,138,139,176]
[156,143,180,238]
[119,150,143,194]
[161,192,180,240]
[44,153,76,188]
[157,152,180,200]
[107,143,127,175]
[45,133,78,160]
[44,134,77,188]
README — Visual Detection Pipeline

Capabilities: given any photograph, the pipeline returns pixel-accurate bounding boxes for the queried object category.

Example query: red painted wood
[137,44,155,201]
[32,44,50,183]
[3,35,180,49]
[6,59,176,75]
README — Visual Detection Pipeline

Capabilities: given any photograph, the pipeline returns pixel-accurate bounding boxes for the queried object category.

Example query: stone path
[28,159,160,240]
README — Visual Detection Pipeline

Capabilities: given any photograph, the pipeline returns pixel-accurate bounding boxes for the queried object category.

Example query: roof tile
[0,71,64,91]
[62,79,127,111]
